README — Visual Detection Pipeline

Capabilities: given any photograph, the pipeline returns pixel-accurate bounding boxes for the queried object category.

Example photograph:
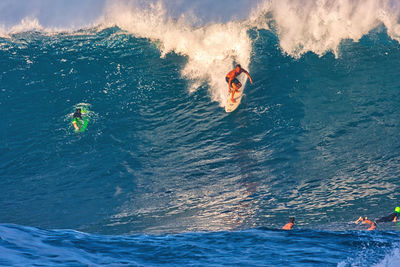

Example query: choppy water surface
[1,0,400,266]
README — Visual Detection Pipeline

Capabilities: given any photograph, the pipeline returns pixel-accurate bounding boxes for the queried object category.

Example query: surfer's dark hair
[236,64,241,69]
[289,217,295,223]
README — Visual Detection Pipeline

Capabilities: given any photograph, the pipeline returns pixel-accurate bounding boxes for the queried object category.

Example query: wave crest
[250,0,400,57]
[102,1,252,105]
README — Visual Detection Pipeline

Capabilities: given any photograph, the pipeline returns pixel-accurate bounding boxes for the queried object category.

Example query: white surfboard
[225,89,243,113]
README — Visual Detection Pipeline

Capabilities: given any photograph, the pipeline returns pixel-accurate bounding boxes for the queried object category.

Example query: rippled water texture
[1,0,400,266]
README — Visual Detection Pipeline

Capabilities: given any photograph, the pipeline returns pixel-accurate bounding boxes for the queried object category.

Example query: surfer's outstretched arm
[242,69,253,84]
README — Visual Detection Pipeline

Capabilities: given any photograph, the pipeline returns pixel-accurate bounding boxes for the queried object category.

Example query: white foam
[0,18,43,38]
[0,17,86,38]
[99,0,400,104]
[249,0,400,58]
[2,0,400,105]
[9,17,43,33]
[101,1,252,106]
[373,246,400,267]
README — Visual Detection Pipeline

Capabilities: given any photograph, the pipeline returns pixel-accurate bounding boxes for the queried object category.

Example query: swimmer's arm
[355,216,363,223]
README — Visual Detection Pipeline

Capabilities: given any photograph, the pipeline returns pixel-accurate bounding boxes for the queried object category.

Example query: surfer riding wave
[225,64,253,103]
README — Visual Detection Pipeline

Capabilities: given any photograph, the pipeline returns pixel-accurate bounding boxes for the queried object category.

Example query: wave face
[1,0,400,266]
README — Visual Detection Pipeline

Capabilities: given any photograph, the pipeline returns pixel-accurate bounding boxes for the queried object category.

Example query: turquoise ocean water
[1,1,400,266]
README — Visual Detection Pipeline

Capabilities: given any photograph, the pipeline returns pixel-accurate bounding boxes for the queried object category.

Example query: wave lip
[100,1,252,106]
[2,0,400,104]
[250,0,400,57]
[0,0,104,33]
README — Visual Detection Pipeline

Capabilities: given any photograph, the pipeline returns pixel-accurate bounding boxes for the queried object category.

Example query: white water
[250,0,400,57]
[374,246,400,267]
[2,0,400,105]
[101,1,252,106]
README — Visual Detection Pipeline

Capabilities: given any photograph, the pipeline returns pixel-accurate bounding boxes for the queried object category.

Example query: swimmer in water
[355,206,400,228]
[282,217,295,230]
[375,206,400,223]
[355,217,376,230]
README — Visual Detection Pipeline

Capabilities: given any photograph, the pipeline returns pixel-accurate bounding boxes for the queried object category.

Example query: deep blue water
[1,224,400,266]
[1,1,400,265]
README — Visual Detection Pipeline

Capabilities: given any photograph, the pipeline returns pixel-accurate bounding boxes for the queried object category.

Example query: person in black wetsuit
[72,108,82,131]
[375,206,400,223]
[355,206,400,226]
[73,108,82,119]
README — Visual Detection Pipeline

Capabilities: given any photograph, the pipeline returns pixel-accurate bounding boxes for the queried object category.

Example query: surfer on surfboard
[72,108,83,131]
[226,64,253,103]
